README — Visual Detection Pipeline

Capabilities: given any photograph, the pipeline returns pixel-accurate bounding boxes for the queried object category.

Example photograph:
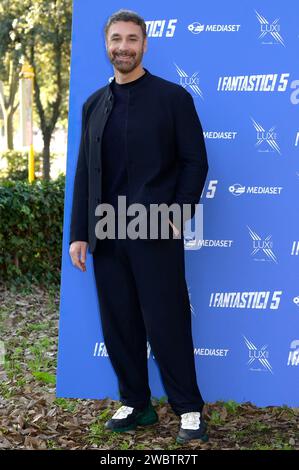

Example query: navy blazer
[69,68,208,253]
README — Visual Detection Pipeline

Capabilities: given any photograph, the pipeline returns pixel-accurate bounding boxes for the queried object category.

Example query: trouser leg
[92,238,151,409]
[126,237,205,416]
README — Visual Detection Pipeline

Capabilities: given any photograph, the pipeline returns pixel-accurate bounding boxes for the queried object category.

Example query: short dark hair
[104,9,147,38]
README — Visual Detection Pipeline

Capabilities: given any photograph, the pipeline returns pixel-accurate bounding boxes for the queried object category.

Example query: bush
[0,174,65,286]
[0,150,44,181]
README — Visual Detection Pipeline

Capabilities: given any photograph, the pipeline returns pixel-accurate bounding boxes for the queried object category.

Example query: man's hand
[69,241,88,272]
[168,219,180,237]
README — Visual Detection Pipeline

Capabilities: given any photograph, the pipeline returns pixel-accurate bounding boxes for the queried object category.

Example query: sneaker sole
[176,433,209,444]
[106,416,159,433]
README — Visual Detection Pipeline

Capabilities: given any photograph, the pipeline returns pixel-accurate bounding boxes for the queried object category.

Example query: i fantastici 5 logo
[174,63,203,99]
[209,291,282,309]
[93,341,155,360]
[247,226,278,263]
[145,19,177,37]
[287,340,299,366]
[243,336,273,373]
[188,21,241,34]
[251,118,281,155]
[217,73,289,92]
[255,10,285,47]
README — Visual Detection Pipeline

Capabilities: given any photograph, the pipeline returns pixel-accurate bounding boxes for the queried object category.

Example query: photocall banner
[57,0,299,406]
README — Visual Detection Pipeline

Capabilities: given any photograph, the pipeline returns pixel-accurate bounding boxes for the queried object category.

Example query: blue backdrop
[57,0,299,406]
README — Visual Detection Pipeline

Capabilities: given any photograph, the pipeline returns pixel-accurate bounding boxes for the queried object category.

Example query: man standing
[69,9,209,444]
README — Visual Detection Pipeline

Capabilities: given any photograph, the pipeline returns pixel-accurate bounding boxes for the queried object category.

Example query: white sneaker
[176,411,208,444]
[180,411,201,430]
[111,405,134,420]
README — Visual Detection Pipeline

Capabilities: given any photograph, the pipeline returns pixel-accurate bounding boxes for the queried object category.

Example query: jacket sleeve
[69,103,89,245]
[172,88,208,221]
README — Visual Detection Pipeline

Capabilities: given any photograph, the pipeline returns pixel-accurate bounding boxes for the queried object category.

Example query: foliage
[0,175,65,285]
[0,150,44,181]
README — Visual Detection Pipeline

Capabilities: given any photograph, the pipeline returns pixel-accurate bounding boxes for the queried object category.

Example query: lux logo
[174,63,203,99]
[251,118,281,155]
[247,226,278,263]
[249,349,269,360]
[261,24,280,33]
[255,10,285,47]
[257,130,276,141]
[253,239,273,250]
[244,336,273,374]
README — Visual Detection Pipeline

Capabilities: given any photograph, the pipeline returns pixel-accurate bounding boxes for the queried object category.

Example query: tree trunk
[6,111,14,150]
[0,61,19,150]
[42,130,51,180]
[2,109,14,151]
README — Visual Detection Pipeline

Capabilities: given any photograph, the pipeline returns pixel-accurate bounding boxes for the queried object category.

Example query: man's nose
[118,40,131,50]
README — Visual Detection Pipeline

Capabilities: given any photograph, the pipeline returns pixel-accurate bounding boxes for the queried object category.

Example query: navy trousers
[92,234,205,416]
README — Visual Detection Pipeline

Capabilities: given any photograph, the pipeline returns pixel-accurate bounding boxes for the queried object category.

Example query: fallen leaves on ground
[0,283,298,450]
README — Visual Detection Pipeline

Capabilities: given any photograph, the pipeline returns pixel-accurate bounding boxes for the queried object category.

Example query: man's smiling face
[106,21,147,74]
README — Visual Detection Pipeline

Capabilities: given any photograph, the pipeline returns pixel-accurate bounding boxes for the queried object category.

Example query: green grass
[32,371,56,384]
[54,398,77,413]
[152,395,168,405]
[26,322,52,332]
[209,410,224,426]
[223,400,241,414]
[249,440,294,450]
[87,421,112,446]
[0,381,14,399]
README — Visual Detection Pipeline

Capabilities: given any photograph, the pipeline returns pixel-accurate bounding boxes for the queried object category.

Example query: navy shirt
[101,70,149,215]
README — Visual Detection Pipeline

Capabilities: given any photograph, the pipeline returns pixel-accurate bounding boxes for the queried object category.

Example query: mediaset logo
[174,63,203,99]
[229,184,283,196]
[194,347,229,357]
[217,73,289,92]
[203,131,237,140]
[255,10,285,47]
[197,239,234,248]
[188,21,240,34]
[293,296,299,307]
[243,336,273,374]
[251,118,281,155]
[145,19,177,37]
[209,291,282,309]
[287,340,299,366]
[247,226,278,264]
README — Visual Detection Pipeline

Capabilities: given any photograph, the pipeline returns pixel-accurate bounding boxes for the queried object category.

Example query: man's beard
[109,50,143,74]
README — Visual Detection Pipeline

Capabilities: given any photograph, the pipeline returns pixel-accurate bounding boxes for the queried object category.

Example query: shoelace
[112,405,134,420]
[181,412,201,430]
